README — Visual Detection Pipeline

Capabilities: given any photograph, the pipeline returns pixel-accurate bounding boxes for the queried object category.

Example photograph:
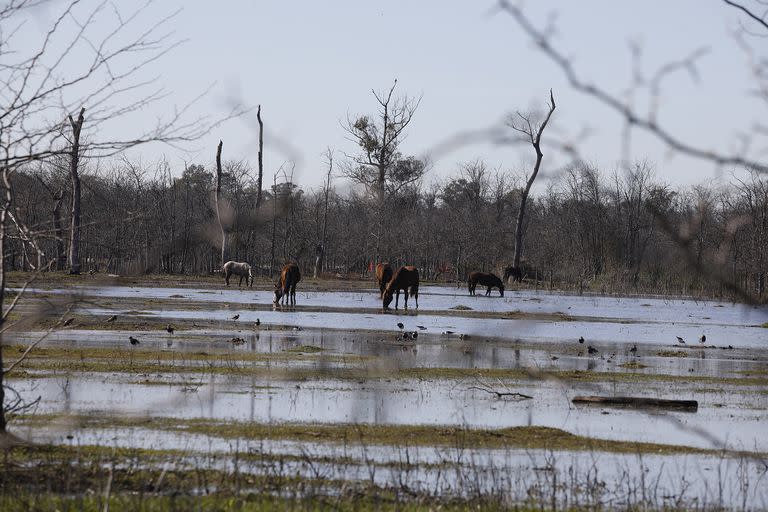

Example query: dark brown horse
[273,263,301,306]
[383,266,419,310]
[503,266,523,283]
[468,271,504,297]
[375,262,393,297]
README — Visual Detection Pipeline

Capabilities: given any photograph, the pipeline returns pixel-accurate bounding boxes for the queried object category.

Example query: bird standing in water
[129,336,140,346]
[676,336,685,344]
[699,334,706,344]
[166,324,175,334]
[231,314,240,321]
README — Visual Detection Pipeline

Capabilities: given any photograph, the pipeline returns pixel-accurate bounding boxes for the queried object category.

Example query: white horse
[223,261,253,287]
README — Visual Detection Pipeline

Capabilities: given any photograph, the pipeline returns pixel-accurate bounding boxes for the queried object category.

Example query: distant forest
[10,155,767,302]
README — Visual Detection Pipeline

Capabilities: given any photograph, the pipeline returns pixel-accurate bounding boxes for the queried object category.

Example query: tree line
[9,154,767,301]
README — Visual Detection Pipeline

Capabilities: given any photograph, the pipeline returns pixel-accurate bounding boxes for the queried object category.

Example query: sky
[18,1,765,191]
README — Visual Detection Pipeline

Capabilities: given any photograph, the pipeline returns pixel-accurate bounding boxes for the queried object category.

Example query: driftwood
[572,395,698,412]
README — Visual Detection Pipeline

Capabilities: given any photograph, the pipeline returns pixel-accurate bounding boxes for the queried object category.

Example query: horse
[468,271,504,297]
[503,266,523,283]
[375,262,393,297]
[223,261,253,287]
[383,266,419,310]
[273,263,301,306]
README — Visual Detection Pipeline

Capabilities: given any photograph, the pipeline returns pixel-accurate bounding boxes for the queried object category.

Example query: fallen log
[572,395,698,412]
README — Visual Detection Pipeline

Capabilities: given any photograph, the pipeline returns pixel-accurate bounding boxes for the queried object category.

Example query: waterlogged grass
[15,415,734,456]
[5,345,767,387]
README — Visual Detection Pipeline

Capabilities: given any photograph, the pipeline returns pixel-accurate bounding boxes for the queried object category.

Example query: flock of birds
[122,313,260,347]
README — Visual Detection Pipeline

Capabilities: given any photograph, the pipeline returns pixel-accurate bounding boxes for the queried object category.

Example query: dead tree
[256,105,264,208]
[315,149,334,278]
[68,107,85,275]
[215,140,229,267]
[509,90,556,273]
[35,174,67,270]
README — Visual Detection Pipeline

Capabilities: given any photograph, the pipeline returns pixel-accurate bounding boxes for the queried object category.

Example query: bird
[416,325,427,330]
[629,344,637,353]
[699,334,706,344]
[550,355,559,361]
[62,318,74,327]
[255,318,261,327]
[166,324,175,334]
[411,331,418,339]
[231,314,240,320]
[105,315,117,323]
[397,322,404,330]
[578,336,585,344]
[676,336,685,344]
[587,345,598,355]
[129,336,140,346]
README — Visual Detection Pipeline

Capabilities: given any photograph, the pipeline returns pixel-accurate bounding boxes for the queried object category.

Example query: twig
[467,385,533,400]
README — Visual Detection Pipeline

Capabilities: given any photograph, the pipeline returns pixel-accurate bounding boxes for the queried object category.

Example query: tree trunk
[68,107,85,274]
[0,166,11,432]
[52,190,66,270]
[256,106,264,208]
[214,140,227,267]
[511,90,555,273]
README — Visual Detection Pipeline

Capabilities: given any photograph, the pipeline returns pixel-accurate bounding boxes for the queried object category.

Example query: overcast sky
[22,1,762,191]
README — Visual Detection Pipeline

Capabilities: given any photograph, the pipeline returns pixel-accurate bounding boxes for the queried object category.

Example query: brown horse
[383,266,419,310]
[273,263,301,306]
[375,262,393,297]
[468,271,504,297]
[503,266,523,283]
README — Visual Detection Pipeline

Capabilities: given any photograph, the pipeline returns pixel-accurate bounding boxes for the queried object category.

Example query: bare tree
[67,108,85,274]
[214,140,229,267]
[341,80,424,204]
[315,149,334,278]
[508,90,556,273]
[256,105,264,208]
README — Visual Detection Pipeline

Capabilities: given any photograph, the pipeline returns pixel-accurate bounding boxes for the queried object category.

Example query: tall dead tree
[36,174,67,270]
[215,140,228,267]
[509,90,556,273]
[68,107,85,275]
[315,149,334,278]
[256,105,264,208]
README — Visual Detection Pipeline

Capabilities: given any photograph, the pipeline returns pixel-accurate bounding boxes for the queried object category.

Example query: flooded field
[5,282,768,509]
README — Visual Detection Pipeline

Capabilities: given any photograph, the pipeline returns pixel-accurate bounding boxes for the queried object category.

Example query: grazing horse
[503,266,523,283]
[273,263,301,306]
[383,266,419,310]
[375,262,393,297]
[468,271,504,297]
[223,261,253,287]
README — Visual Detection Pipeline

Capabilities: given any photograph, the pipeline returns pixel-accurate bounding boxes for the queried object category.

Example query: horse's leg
[404,289,409,310]
[239,275,244,287]
[395,289,400,310]
[414,286,419,309]
[486,286,491,296]
[225,272,230,286]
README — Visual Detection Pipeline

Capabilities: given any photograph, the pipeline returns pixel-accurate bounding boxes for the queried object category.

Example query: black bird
[166,324,175,334]
[62,318,74,327]
[105,315,117,323]
[231,314,240,320]
[129,336,140,346]
[397,322,404,330]
[255,318,261,326]
[587,345,598,355]
[629,344,638,353]
[416,325,427,330]
[676,336,685,344]
[699,334,706,344]
[411,331,418,339]
[578,336,585,344]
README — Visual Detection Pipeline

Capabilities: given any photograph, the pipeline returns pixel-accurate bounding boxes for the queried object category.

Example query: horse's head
[382,289,394,309]
[272,283,283,304]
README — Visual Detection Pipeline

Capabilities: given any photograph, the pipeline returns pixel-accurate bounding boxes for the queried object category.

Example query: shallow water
[11,369,767,451]
[15,423,768,509]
